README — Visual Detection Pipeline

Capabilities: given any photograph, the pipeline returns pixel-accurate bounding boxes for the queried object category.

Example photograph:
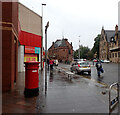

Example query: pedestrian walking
[96,60,104,77]
[47,58,50,69]
[49,59,54,70]
[93,59,94,66]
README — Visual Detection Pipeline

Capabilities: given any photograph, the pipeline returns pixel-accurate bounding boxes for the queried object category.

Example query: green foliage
[73,34,101,60]
[80,45,90,59]
[74,45,94,59]
[87,51,94,59]
[91,34,101,59]
[74,50,79,59]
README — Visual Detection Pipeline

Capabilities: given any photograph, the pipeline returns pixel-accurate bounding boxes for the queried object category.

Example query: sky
[19,0,119,50]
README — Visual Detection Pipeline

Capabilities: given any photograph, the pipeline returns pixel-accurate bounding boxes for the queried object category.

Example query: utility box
[24,61,40,97]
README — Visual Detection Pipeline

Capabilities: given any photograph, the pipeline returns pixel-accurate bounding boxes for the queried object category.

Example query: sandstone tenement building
[109,25,120,63]
[99,25,120,63]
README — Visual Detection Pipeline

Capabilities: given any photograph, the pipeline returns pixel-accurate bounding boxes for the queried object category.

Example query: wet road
[58,62,119,86]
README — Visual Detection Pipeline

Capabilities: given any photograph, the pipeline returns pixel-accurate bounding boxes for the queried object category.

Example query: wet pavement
[2,64,119,114]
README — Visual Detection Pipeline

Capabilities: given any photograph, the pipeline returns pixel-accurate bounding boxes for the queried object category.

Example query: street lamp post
[78,36,80,59]
[41,3,46,70]
[45,21,49,95]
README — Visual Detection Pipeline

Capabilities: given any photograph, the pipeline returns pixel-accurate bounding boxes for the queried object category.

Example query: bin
[24,61,40,97]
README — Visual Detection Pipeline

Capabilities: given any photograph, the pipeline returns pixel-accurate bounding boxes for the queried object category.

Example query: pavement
[2,64,119,114]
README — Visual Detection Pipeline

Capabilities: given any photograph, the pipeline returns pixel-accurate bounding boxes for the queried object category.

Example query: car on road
[70,61,91,74]
[100,60,104,63]
[74,59,87,62]
[103,60,110,63]
[54,59,58,66]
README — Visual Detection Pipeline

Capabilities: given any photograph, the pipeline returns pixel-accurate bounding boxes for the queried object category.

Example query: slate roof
[54,39,67,48]
[104,30,120,42]
[104,30,115,42]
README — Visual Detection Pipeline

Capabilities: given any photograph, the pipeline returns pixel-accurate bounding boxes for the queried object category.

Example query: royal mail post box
[24,61,40,97]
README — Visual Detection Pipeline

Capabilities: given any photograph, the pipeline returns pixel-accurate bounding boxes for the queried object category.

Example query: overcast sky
[19,0,119,50]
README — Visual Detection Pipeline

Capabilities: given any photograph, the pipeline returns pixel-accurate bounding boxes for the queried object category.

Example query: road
[58,62,119,86]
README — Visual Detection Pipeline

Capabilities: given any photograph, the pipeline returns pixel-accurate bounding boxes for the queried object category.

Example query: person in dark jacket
[47,58,50,69]
[96,60,104,77]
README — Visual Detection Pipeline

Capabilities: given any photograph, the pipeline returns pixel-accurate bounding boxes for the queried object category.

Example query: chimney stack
[115,25,118,33]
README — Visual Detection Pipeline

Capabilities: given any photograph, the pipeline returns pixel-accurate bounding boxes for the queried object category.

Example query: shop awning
[19,30,42,48]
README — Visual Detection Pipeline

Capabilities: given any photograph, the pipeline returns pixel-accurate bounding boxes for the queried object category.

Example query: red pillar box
[24,61,40,97]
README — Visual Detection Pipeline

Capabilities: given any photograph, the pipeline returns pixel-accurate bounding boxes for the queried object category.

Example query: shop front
[24,46,40,62]
[18,3,42,72]
[18,30,42,72]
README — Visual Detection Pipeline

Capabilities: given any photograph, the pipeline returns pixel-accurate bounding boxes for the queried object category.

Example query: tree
[74,45,93,59]
[91,34,101,59]
[73,34,101,60]
[73,50,79,59]
[80,45,90,59]
[87,51,94,60]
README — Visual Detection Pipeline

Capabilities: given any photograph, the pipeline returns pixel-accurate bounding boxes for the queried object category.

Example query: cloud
[20,0,119,50]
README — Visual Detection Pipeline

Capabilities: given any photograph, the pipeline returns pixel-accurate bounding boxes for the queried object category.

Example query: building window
[115,53,117,57]
[68,49,71,54]
[109,53,111,58]
[118,52,120,57]
[112,53,114,58]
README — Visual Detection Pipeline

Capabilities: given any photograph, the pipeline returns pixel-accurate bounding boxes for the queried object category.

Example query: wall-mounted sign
[24,54,37,62]
[35,47,40,54]
[25,46,40,54]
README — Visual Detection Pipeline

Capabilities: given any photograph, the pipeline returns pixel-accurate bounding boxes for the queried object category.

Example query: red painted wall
[19,31,42,48]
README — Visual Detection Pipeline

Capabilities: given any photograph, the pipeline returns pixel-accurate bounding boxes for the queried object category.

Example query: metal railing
[109,82,119,114]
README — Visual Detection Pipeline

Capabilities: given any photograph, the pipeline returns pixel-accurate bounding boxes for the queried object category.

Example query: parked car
[100,60,104,63]
[70,61,91,74]
[103,60,110,63]
[74,59,86,62]
[54,59,58,66]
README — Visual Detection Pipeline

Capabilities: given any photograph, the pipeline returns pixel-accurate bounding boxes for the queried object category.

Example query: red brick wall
[48,39,73,62]
[2,2,12,22]
[2,30,12,91]
[2,2,18,92]
[2,2,18,31]
[12,2,18,33]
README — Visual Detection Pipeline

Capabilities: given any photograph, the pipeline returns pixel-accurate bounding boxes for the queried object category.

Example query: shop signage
[24,54,37,62]
[25,46,40,54]
[35,47,40,54]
